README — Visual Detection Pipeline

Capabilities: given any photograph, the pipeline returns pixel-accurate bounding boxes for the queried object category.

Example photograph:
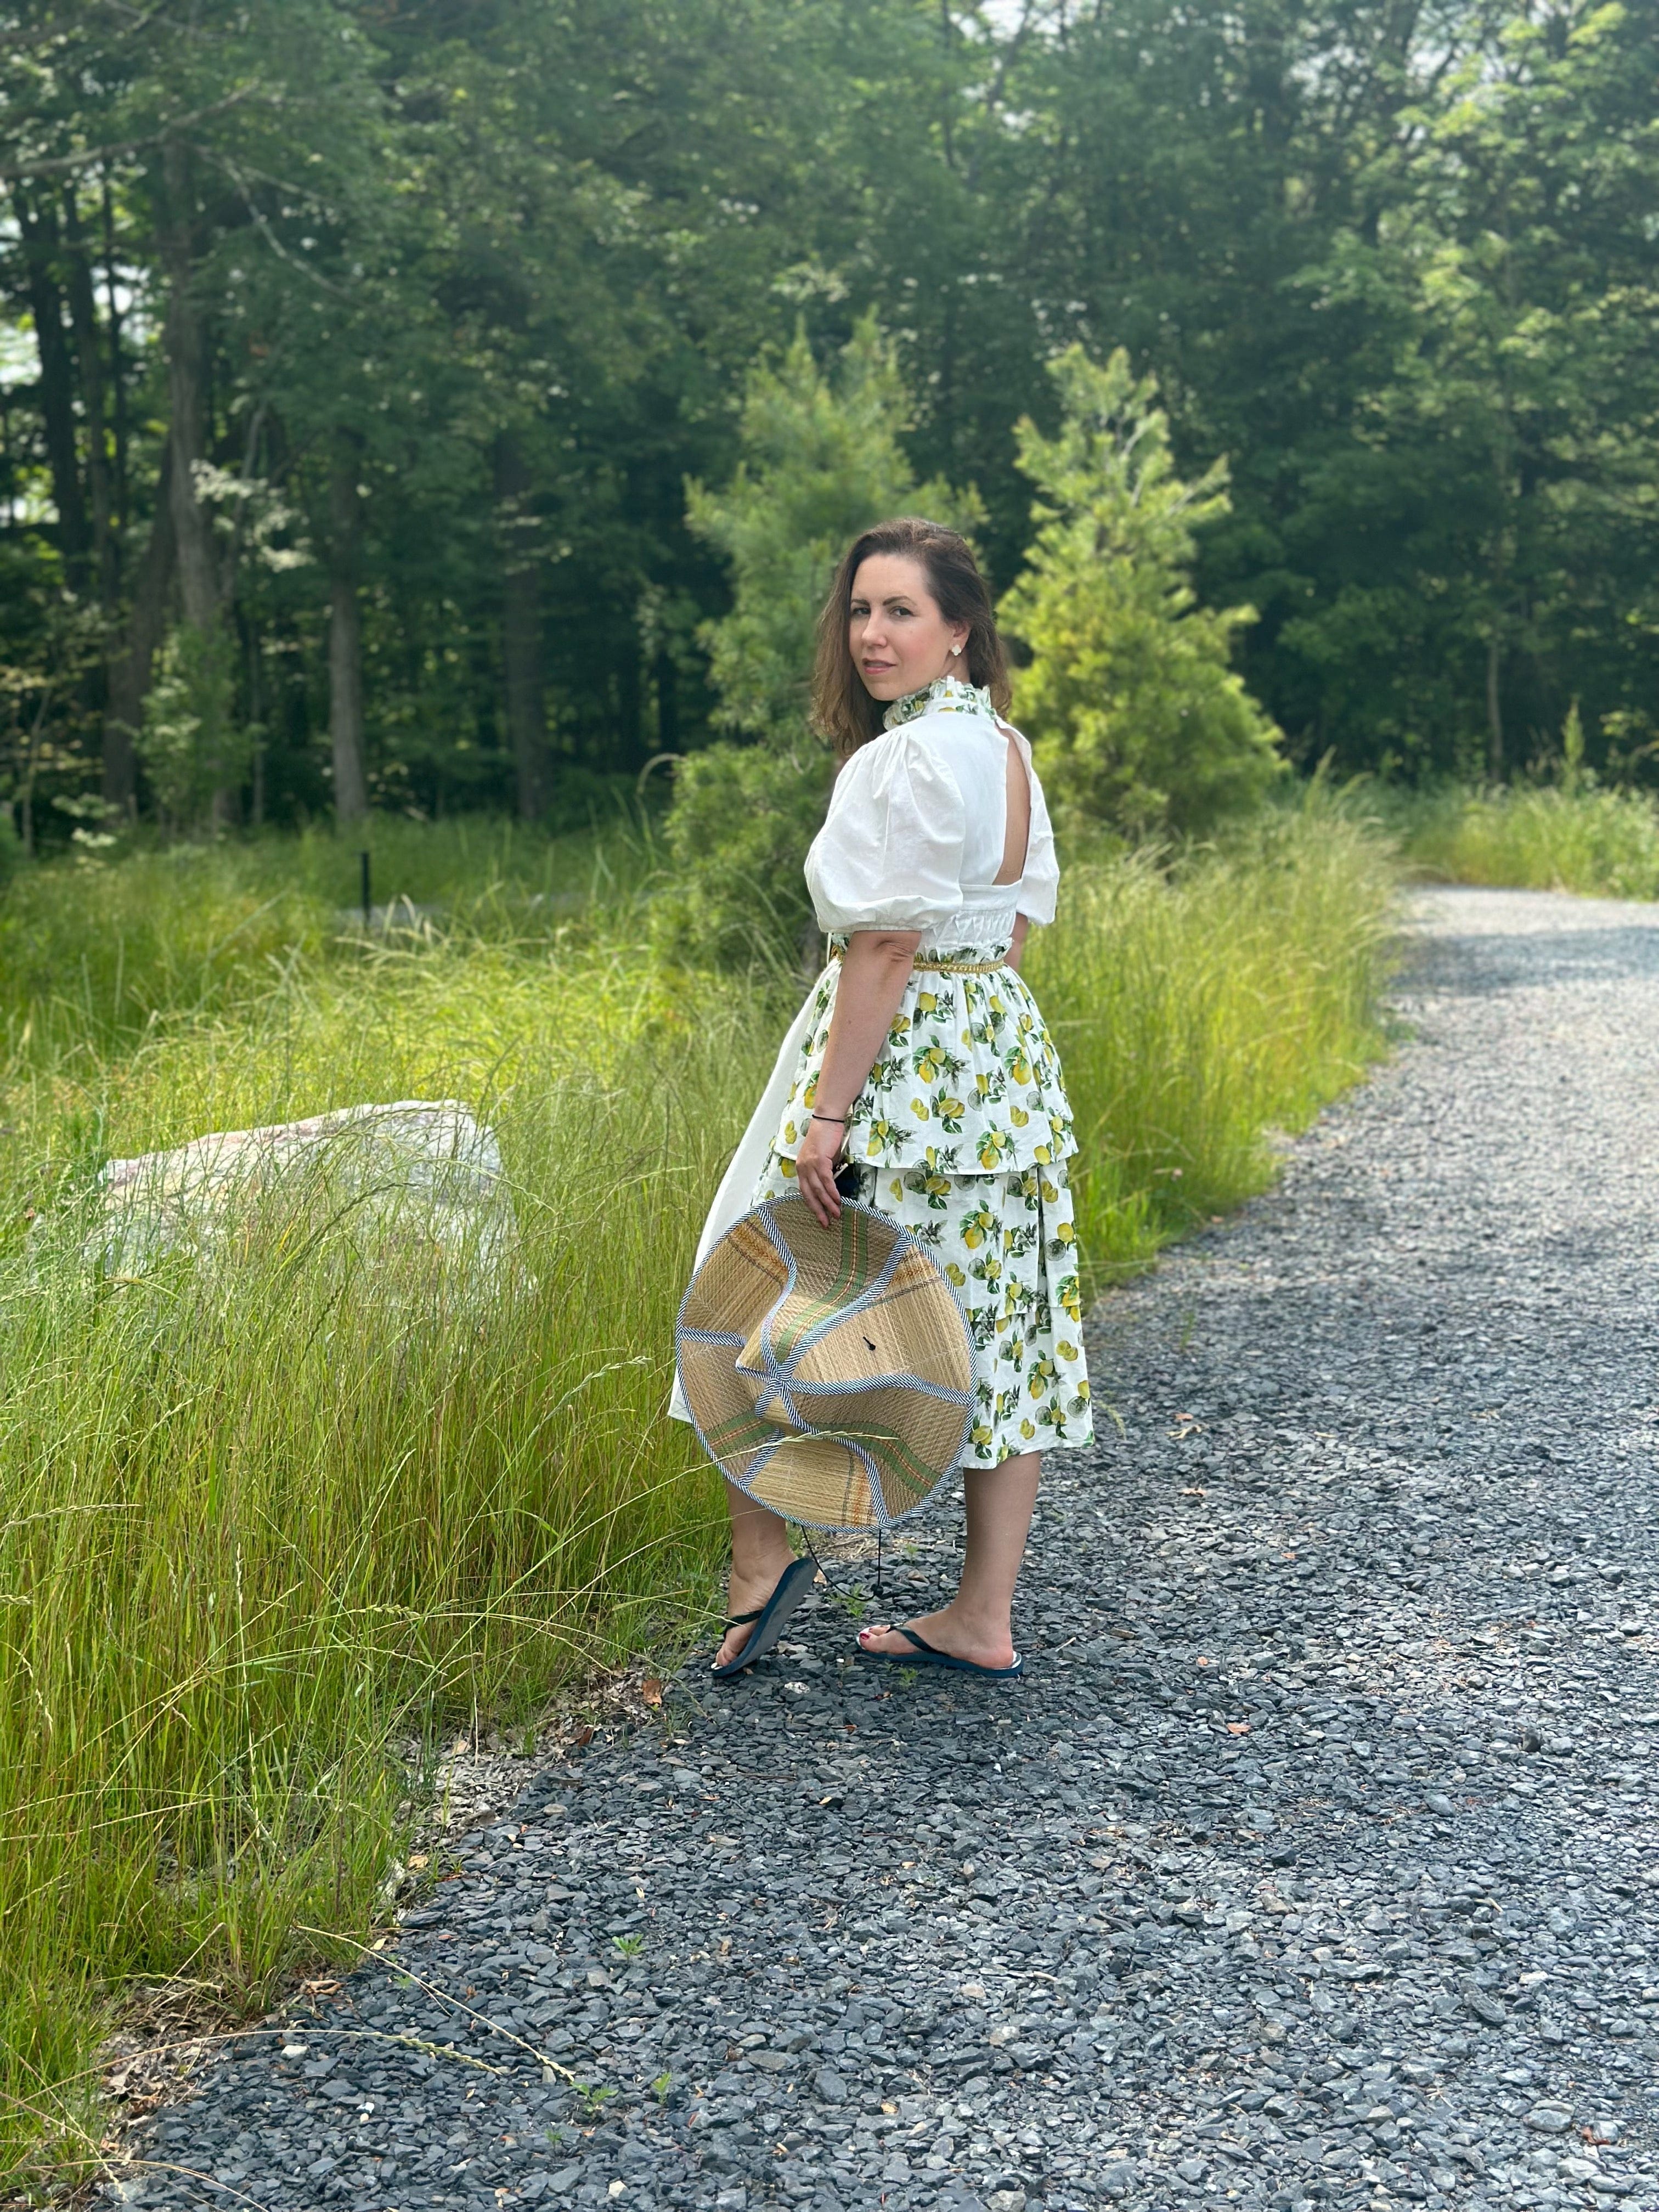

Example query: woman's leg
[856,1450,1040,1670]
[713,1480,797,1671]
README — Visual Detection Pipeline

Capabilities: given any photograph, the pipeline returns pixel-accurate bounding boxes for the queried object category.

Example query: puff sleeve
[1013,737,1060,927]
[805,727,967,935]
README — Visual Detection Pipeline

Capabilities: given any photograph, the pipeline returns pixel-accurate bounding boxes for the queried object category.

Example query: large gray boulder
[89,1099,514,1285]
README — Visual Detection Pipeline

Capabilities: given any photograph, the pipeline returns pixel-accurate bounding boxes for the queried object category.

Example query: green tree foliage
[1002,348,1283,836]
[1007,0,1659,782]
[2,0,1656,836]
[686,315,980,743]
[657,319,981,968]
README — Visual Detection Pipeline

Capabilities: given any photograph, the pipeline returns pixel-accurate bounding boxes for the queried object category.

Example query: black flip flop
[709,1555,816,1679]
[855,1624,1023,1680]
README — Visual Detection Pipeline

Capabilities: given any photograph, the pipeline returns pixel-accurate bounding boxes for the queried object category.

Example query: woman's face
[848,553,970,703]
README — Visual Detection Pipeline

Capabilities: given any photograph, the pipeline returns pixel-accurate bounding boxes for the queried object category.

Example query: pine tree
[1001,347,1283,837]
[658,317,980,968]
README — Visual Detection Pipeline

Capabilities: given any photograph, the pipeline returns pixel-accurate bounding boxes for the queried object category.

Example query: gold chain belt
[830,946,1007,974]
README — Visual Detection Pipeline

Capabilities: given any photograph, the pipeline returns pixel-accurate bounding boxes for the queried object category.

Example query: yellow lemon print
[915,991,938,1013]
[946,1262,967,1286]
[1011,1104,1029,1127]
[911,1098,931,1120]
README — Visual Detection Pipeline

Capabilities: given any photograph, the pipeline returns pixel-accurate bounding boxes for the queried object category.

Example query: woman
[669,516,1092,1679]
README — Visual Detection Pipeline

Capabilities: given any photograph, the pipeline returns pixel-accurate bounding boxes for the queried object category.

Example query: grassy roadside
[0,798,1397,2187]
[1370,780,1659,902]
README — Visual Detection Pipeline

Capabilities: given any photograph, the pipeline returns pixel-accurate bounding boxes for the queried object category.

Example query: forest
[4,0,1657,850]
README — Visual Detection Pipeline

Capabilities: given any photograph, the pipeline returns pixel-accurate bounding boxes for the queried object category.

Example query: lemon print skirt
[747,934,1093,1470]
[752,1149,1092,1469]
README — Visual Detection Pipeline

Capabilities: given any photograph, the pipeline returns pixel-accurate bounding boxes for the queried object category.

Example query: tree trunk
[101,172,129,533]
[103,444,176,812]
[10,184,91,588]
[1486,629,1504,781]
[654,645,679,754]
[329,429,369,824]
[494,431,551,819]
[159,142,218,635]
[618,634,642,772]
[158,138,236,825]
[61,185,117,613]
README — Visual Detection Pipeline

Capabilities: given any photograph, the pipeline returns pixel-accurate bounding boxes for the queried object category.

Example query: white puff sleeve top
[804,679,1059,950]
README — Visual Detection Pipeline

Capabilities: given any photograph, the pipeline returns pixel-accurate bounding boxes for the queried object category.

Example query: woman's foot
[856,1604,1015,1672]
[713,1552,797,1672]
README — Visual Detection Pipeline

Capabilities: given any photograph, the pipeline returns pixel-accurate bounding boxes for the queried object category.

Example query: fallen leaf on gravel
[641,1679,663,1707]
[1227,1723,1252,1735]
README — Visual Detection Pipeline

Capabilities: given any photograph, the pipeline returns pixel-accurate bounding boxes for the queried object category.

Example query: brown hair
[811,516,1011,761]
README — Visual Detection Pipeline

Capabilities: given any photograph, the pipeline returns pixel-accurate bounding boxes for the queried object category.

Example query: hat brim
[676,1197,974,1532]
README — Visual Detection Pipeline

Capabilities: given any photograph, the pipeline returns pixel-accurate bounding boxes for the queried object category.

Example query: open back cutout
[993,726,1032,887]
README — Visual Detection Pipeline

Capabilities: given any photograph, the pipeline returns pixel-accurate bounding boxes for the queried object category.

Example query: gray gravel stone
[121,888,1659,2209]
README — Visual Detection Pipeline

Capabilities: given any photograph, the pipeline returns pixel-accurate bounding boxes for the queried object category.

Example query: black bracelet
[810,1112,847,1125]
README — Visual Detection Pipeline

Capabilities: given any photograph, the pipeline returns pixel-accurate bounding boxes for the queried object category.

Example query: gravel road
[128,886,1659,2212]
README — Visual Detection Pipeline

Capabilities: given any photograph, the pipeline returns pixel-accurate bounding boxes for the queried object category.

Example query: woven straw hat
[675,1196,975,1532]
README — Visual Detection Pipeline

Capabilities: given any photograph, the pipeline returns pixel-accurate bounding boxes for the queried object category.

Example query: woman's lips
[861,661,896,676]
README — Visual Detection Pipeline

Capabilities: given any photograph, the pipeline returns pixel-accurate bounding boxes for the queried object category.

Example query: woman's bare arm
[1008,913,1030,972]
[793,929,921,1227]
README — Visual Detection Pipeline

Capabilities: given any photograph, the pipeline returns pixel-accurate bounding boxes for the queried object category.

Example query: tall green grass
[1029,799,1397,1286]
[0,800,1395,2185]
[1378,780,1659,900]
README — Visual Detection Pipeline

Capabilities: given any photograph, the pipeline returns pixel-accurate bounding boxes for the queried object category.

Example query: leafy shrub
[650,737,832,973]
[136,623,250,831]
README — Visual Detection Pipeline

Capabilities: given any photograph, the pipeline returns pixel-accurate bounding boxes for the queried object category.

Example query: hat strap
[797,1526,887,1608]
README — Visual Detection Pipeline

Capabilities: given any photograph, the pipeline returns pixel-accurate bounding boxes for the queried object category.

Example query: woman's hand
[794,1113,846,1228]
